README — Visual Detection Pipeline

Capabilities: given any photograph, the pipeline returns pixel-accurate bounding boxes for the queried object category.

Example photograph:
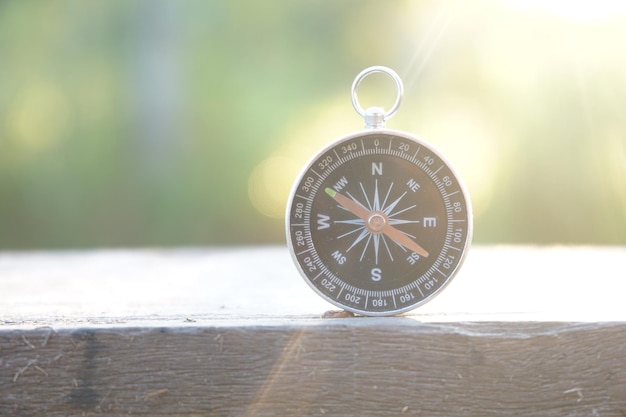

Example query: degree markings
[310,168,323,179]
[336,286,344,299]
[312,271,325,281]
[416,285,425,298]
[433,266,446,277]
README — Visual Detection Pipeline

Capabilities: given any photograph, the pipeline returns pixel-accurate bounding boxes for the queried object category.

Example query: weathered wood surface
[2,245,626,324]
[2,321,626,416]
[1,246,626,416]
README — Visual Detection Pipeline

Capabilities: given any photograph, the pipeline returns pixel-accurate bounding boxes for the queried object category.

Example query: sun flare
[504,0,626,22]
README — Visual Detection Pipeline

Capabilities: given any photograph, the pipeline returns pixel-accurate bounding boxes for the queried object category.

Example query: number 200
[345,293,360,304]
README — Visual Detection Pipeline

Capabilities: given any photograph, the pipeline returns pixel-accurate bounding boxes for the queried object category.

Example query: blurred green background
[1,0,625,249]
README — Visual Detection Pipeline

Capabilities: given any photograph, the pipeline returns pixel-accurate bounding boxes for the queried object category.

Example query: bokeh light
[7,82,73,152]
[0,0,624,249]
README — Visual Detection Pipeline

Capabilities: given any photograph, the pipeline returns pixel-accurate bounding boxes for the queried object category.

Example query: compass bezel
[286,128,473,316]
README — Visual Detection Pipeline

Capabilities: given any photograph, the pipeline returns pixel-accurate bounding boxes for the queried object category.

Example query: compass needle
[326,189,371,221]
[382,224,429,258]
[287,66,472,316]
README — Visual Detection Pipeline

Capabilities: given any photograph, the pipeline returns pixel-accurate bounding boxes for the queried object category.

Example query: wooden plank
[2,321,626,416]
[1,246,626,416]
[1,245,626,325]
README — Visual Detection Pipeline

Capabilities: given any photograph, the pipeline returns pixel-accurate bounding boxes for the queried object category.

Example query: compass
[286,66,472,316]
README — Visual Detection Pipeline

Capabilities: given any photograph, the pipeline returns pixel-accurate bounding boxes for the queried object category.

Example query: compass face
[286,130,472,316]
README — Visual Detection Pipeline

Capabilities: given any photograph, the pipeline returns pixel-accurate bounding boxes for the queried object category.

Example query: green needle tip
[325,188,336,197]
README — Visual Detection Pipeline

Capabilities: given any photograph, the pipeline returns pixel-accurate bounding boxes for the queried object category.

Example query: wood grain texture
[1,246,626,416]
[2,321,626,416]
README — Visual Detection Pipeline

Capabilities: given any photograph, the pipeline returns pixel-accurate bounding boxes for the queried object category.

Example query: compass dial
[286,130,472,316]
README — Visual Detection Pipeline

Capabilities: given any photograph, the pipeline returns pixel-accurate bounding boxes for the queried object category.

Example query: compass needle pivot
[287,66,472,316]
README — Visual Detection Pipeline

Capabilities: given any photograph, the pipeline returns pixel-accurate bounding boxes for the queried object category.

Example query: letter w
[317,214,331,230]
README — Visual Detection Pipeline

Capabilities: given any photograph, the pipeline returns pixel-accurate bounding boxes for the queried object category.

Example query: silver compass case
[286,66,472,316]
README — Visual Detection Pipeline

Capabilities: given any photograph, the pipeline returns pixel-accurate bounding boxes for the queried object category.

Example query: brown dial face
[287,130,472,316]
